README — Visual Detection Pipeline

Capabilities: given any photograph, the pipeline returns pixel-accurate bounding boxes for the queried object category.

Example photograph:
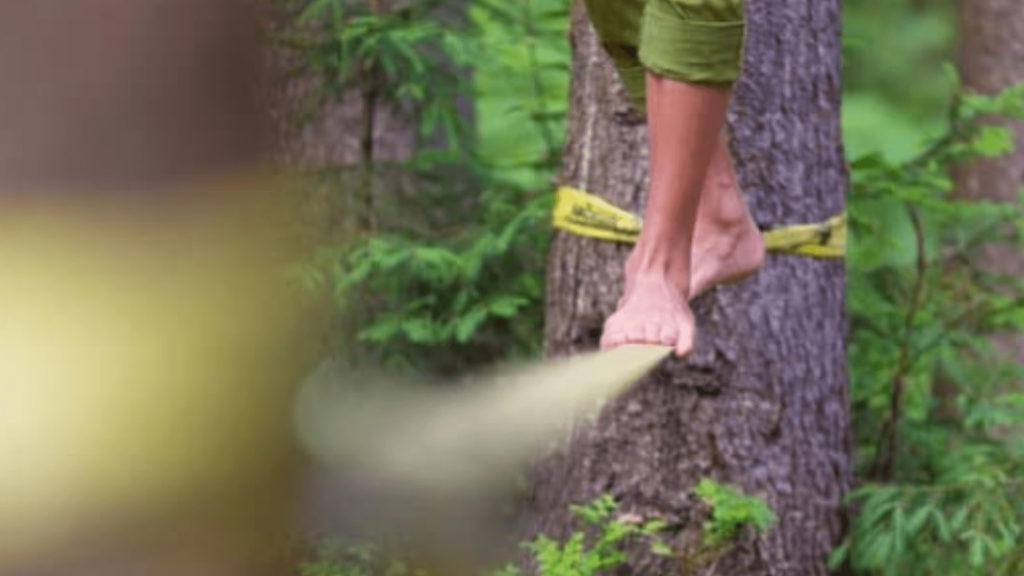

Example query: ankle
[704,180,750,228]
[625,240,690,293]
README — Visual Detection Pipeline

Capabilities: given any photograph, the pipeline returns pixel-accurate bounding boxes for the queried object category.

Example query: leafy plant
[518,494,673,576]
[836,76,1024,575]
[331,184,553,371]
[280,0,569,373]
[296,490,779,576]
[275,0,472,151]
[297,496,672,576]
[694,478,776,548]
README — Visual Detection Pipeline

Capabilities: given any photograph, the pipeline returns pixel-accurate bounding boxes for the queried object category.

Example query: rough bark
[523,1,851,574]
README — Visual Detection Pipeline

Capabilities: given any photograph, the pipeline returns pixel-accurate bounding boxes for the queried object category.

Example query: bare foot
[688,140,765,299]
[601,79,733,358]
[620,170,764,301]
[600,272,695,357]
[689,197,764,298]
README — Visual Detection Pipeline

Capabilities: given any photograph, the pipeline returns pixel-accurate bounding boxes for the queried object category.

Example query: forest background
[274,0,1024,574]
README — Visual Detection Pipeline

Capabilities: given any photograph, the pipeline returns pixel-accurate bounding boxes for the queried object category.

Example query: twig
[871,205,928,480]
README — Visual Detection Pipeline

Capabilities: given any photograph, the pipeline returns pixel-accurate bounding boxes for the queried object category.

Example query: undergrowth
[298,482,774,576]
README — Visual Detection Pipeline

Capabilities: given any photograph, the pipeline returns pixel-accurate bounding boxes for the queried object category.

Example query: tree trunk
[956,0,1024,209]
[955,0,1024,353]
[272,0,473,169]
[523,1,851,574]
[935,0,1024,421]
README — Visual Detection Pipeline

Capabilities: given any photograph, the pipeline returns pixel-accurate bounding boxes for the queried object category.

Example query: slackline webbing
[552,186,845,259]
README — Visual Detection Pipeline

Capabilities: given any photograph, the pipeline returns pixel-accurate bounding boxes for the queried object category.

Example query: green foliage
[840,77,1024,575]
[334,185,552,370]
[297,491,779,575]
[470,0,570,188]
[520,494,672,576]
[275,0,472,148]
[280,0,569,373]
[841,8,1024,574]
[842,0,956,161]
[297,496,673,576]
[694,478,775,547]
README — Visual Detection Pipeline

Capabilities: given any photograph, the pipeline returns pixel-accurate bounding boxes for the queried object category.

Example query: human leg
[619,132,764,301]
[599,0,752,356]
[688,132,764,298]
[600,75,730,356]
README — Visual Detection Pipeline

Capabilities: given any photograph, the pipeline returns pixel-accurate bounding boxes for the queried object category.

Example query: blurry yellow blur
[0,179,306,571]
[0,1,305,573]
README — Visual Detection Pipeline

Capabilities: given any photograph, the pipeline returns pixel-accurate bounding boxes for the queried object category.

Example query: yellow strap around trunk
[551,186,845,259]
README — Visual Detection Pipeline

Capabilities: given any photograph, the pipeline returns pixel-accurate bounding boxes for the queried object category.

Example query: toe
[600,331,620,350]
[600,328,621,350]
[600,316,627,350]
[674,329,694,358]
[658,324,678,347]
[626,323,647,344]
[675,341,692,358]
[641,322,668,348]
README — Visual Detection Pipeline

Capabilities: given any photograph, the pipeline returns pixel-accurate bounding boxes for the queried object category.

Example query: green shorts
[583,0,745,110]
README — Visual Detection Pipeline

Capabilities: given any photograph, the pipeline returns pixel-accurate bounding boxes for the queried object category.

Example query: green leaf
[649,540,673,557]
[906,504,931,535]
[401,317,440,343]
[972,125,1014,157]
[827,542,849,573]
[640,519,668,534]
[488,295,529,318]
[454,305,489,343]
[892,506,906,555]
[695,478,776,545]
[969,535,985,567]
[298,0,337,23]
[357,314,404,342]
[950,506,970,531]
[932,507,951,543]
[942,61,960,90]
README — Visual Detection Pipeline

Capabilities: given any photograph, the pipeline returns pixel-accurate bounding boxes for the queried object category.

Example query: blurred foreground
[0,2,304,574]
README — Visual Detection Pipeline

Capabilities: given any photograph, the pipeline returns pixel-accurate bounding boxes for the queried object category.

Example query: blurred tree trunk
[271,0,474,229]
[934,0,1024,421]
[955,0,1024,347]
[272,2,415,170]
[956,0,1024,208]
[269,0,475,358]
[523,1,850,574]
[0,3,297,575]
